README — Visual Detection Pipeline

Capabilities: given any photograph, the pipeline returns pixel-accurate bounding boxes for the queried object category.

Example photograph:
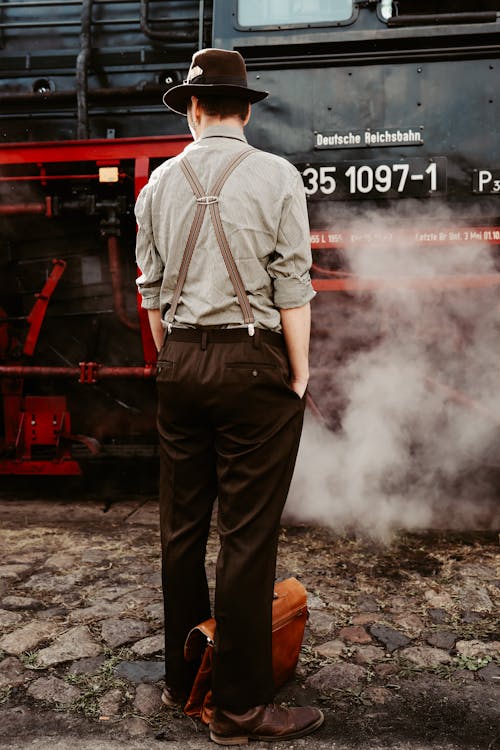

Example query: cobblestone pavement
[0,495,498,750]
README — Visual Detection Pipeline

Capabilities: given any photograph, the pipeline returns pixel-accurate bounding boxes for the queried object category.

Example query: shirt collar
[199,125,248,143]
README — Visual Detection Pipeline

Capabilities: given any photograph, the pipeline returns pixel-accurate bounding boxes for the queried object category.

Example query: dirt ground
[0,488,498,750]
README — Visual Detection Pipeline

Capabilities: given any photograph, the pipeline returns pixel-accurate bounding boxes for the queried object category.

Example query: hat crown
[187,49,248,87]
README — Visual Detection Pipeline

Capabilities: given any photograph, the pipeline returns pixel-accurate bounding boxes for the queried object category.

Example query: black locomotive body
[1,1,499,476]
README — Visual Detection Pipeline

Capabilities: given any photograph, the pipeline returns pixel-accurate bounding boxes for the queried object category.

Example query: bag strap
[165,147,256,335]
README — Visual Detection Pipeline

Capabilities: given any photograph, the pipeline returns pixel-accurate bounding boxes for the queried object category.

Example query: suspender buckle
[196,195,219,205]
[247,323,255,337]
[167,322,173,334]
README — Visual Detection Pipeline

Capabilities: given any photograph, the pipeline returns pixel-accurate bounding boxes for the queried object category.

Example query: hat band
[186,74,249,87]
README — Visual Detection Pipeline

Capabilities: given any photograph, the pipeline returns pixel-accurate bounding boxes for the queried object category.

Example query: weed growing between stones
[392,653,497,681]
[100,647,134,675]
[336,688,372,706]
[300,643,330,673]
[393,662,427,679]
[126,711,166,732]
[66,686,104,720]
[20,651,40,669]
[65,650,133,718]
[454,654,493,671]
[449,619,498,640]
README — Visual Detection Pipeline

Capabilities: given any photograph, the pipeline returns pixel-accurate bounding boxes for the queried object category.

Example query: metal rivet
[252,370,258,377]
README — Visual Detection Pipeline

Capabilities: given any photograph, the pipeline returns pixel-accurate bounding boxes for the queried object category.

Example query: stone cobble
[0,657,32,689]
[0,499,498,748]
[36,625,103,667]
[27,675,81,706]
[0,621,61,655]
[100,617,150,648]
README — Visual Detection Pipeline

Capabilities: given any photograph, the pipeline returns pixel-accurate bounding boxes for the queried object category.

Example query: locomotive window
[237,0,354,28]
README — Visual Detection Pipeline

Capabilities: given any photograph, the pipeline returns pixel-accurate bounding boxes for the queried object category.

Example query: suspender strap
[165,147,256,335]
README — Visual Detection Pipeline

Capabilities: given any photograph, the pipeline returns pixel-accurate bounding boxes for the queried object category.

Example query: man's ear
[243,103,251,126]
[190,95,201,121]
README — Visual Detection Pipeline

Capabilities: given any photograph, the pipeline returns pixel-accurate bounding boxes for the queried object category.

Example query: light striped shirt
[135,124,315,331]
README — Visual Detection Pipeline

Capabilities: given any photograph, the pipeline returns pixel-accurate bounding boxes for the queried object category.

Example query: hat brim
[162,83,269,116]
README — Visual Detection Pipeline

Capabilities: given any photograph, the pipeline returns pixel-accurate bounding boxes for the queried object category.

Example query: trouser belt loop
[252,327,260,349]
[201,330,208,351]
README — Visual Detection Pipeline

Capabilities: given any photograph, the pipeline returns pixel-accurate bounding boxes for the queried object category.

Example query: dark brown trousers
[156,327,305,710]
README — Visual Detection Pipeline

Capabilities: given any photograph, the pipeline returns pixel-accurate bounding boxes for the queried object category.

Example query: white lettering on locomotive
[364,129,422,145]
[315,128,423,150]
[315,132,362,147]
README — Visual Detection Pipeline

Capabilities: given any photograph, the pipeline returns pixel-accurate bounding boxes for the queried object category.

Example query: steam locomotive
[1,0,499,478]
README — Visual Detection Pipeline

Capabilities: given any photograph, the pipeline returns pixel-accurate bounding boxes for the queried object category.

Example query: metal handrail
[388,12,499,27]
[0,0,137,6]
[139,0,201,42]
[0,17,198,29]
[0,0,201,35]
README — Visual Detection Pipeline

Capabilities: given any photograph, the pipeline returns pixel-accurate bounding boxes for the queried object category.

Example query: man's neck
[194,115,244,140]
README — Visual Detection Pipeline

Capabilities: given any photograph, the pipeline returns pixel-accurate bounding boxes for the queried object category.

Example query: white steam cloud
[285,203,500,539]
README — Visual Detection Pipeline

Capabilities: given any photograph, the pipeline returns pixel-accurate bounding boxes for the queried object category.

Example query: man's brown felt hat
[163,48,268,116]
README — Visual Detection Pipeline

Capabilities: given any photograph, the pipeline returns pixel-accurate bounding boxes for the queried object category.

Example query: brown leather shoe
[209,703,324,745]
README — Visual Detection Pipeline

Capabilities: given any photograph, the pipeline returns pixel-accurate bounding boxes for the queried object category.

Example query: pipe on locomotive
[139,0,198,41]
[0,365,156,382]
[76,0,93,140]
[107,235,140,331]
[388,11,499,26]
[0,203,47,215]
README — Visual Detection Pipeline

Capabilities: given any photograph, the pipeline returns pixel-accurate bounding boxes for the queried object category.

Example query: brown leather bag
[183,577,308,725]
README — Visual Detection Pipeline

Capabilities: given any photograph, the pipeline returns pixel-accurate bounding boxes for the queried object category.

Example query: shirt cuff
[273,275,316,309]
[139,293,161,310]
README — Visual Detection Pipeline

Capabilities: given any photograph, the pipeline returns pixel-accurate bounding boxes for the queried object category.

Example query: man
[135,48,323,745]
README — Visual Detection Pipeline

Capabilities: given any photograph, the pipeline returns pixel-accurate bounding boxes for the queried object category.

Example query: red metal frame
[1,395,81,476]
[0,135,191,165]
[0,135,189,475]
[0,174,127,183]
[310,225,500,292]
[24,259,66,356]
[0,134,190,363]
[312,273,500,293]
[0,365,156,381]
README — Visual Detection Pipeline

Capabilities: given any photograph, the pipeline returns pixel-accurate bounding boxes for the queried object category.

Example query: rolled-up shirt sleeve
[268,169,316,309]
[135,180,164,310]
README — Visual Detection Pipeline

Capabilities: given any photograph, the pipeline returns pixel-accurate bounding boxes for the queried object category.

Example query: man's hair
[196,95,250,120]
